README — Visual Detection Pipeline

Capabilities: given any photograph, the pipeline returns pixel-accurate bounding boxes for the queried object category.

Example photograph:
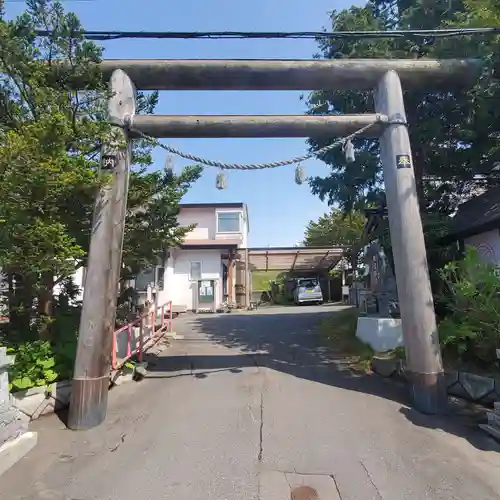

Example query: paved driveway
[1,305,500,499]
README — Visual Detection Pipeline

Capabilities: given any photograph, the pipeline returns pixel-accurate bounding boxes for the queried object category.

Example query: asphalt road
[1,304,500,499]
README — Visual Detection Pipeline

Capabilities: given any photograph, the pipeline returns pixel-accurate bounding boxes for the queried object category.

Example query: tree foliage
[0,0,201,342]
[123,161,202,281]
[438,247,500,369]
[303,209,365,247]
[306,0,500,215]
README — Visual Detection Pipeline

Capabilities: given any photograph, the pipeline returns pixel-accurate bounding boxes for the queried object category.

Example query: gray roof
[446,187,500,241]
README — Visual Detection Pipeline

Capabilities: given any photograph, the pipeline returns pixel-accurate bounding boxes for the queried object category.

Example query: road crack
[109,433,126,453]
[360,460,383,499]
[330,474,343,499]
[258,388,264,462]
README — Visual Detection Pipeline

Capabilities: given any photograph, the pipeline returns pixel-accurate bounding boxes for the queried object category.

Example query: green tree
[306,1,500,214]
[438,246,500,368]
[0,0,107,336]
[0,0,201,340]
[122,161,202,283]
[303,209,365,247]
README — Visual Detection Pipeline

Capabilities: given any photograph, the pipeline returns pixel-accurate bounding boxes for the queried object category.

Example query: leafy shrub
[437,247,500,368]
[1,305,80,392]
[6,339,76,392]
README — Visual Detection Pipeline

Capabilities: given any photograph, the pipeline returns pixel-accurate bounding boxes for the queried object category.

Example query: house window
[190,261,202,281]
[217,211,240,233]
[136,267,166,291]
[157,267,165,290]
[135,267,155,291]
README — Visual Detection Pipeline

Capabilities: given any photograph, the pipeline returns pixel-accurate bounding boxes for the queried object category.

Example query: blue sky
[6,0,361,247]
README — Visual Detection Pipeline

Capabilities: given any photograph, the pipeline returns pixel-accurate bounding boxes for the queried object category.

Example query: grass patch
[252,271,280,292]
[318,307,374,372]
[318,308,500,381]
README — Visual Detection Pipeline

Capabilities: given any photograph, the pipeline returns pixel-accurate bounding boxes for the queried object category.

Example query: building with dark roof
[442,187,500,264]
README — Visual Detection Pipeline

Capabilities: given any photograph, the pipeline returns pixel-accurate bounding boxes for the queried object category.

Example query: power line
[32,27,500,42]
[5,1,96,3]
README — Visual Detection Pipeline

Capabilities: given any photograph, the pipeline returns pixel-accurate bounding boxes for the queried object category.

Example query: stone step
[164,331,184,340]
[486,410,500,428]
[479,424,500,442]
[0,431,38,477]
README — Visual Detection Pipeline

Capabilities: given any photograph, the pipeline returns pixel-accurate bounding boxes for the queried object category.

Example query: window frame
[135,267,156,292]
[156,266,165,290]
[189,261,202,281]
[216,210,241,234]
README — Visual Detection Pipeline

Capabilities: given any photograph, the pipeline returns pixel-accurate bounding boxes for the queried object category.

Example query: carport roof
[244,246,347,272]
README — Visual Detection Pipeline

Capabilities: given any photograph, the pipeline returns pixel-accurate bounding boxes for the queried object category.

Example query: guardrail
[111,300,173,370]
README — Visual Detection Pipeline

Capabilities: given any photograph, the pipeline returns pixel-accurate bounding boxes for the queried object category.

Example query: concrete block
[356,317,403,352]
[112,372,134,386]
[0,405,28,445]
[0,432,38,477]
[47,380,72,407]
[487,411,500,428]
[444,370,460,389]
[371,356,402,378]
[11,391,46,419]
[165,331,184,340]
[133,362,148,381]
[459,372,496,402]
[446,372,498,404]
[11,382,71,420]
[479,424,500,442]
[494,381,500,402]
[30,398,56,420]
[12,386,46,398]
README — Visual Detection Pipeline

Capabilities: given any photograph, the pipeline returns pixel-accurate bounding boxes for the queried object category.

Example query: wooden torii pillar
[68,57,481,429]
[68,70,136,430]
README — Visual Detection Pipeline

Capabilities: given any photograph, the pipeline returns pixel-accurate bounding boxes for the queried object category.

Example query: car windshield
[298,279,318,288]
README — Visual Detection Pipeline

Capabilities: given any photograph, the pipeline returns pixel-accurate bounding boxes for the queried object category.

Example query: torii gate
[67,58,482,430]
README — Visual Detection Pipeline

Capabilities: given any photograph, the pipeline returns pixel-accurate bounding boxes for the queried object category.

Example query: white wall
[241,207,249,248]
[178,207,214,240]
[178,206,249,247]
[69,205,249,311]
[464,229,500,265]
[54,265,85,302]
[158,249,223,310]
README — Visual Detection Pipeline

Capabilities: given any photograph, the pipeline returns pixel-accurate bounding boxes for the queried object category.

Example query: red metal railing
[111,300,173,370]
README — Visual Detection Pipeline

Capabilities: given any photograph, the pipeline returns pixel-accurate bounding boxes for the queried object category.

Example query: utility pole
[375,70,446,414]
[68,70,136,430]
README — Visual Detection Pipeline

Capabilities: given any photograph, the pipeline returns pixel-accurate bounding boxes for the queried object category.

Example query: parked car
[293,278,323,305]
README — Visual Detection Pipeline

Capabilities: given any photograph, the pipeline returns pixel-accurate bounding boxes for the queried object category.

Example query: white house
[134,202,250,312]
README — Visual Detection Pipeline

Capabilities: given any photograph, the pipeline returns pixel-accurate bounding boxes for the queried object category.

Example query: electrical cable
[31,27,500,42]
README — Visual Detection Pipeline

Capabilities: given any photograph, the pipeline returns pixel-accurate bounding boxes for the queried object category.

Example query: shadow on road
[146,306,500,453]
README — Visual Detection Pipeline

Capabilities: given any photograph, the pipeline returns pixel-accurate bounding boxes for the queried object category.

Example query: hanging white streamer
[343,139,356,163]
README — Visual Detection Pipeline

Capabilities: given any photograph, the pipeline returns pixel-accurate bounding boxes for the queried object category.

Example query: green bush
[2,306,80,392]
[7,340,75,392]
[437,247,500,369]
